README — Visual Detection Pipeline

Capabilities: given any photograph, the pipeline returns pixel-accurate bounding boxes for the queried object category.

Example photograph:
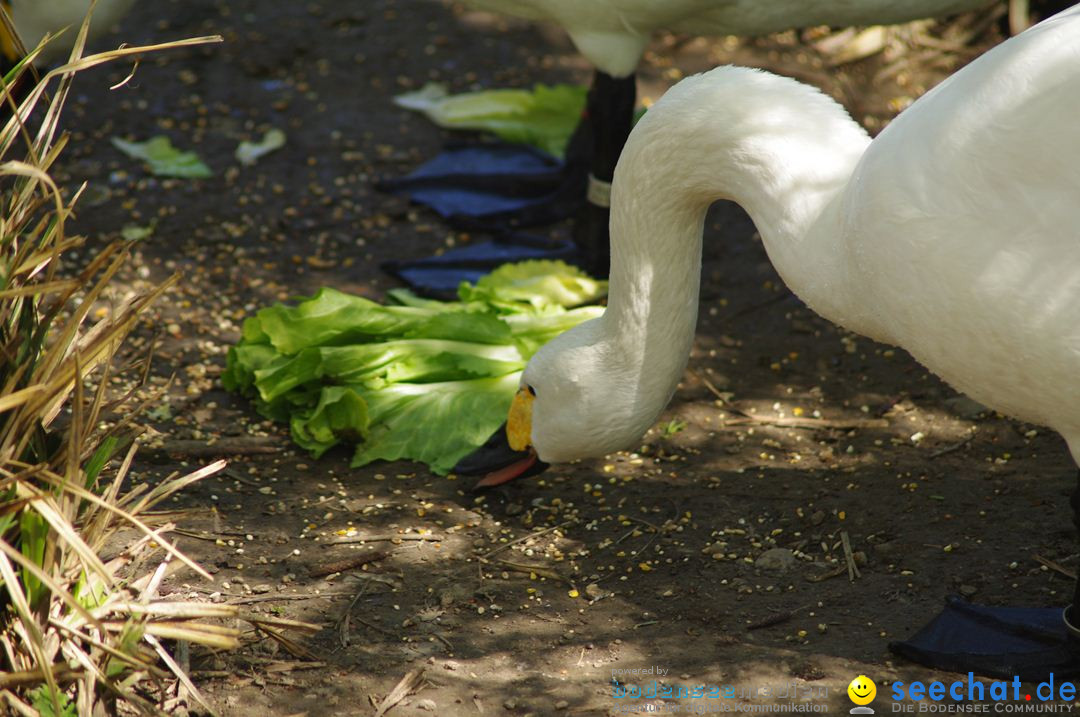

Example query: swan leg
[569,70,636,278]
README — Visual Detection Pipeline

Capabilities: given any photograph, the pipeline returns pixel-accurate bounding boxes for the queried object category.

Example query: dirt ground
[52,0,1080,714]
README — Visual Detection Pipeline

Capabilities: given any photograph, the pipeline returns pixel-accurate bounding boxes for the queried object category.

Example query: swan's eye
[526,384,536,397]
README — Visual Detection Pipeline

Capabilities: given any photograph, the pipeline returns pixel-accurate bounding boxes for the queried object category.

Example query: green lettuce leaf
[394,82,586,158]
[245,288,435,353]
[458,259,607,310]
[502,307,603,358]
[290,386,369,458]
[251,340,524,402]
[236,128,286,166]
[111,136,212,178]
[350,373,522,474]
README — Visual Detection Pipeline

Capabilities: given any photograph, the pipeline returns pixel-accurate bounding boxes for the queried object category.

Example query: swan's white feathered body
[6,0,135,64]
[519,6,1080,464]
[464,0,995,76]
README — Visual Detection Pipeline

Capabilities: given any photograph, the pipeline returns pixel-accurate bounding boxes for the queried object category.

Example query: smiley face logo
[847,675,876,706]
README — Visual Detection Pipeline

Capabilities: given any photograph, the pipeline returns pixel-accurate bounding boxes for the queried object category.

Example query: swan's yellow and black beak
[454,386,548,489]
[506,385,533,451]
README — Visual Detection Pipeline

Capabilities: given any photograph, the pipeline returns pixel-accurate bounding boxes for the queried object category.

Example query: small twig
[1033,553,1076,580]
[225,590,357,605]
[634,620,659,629]
[151,436,281,457]
[931,435,974,458]
[611,526,640,547]
[173,528,249,542]
[483,558,575,587]
[724,293,791,322]
[145,634,216,716]
[354,615,397,637]
[874,50,940,85]
[373,668,426,717]
[909,31,982,54]
[611,517,659,548]
[309,550,390,578]
[251,622,320,661]
[590,569,620,585]
[974,3,1009,40]
[219,467,264,487]
[624,516,660,532]
[695,382,889,430]
[176,639,190,678]
[291,495,340,511]
[0,665,85,689]
[805,564,848,583]
[481,521,572,559]
[696,372,729,402]
[327,533,443,546]
[238,655,324,667]
[598,504,681,582]
[632,526,661,559]
[243,615,321,633]
[841,531,861,582]
[721,413,889,430]
[187,670,234,679]
[746,612,792,631]
[335,583,369,648]
[625,503,677,561]
[351,573,401,588]
[746,605,809,631]
[261,677,302,688]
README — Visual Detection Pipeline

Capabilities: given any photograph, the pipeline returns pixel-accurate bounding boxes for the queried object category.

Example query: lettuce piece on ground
[458,259,607,311]
[111,136,212,178]
[224,260,604,474]
[394,82,586,158]
[236,128,286,166]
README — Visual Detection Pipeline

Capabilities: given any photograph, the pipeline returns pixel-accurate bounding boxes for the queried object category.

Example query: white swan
[499,6,1080,472]
[1,0,135,66]
[460,7,1080,673]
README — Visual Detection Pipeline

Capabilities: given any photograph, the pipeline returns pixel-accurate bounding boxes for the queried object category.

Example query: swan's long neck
[602,68,873,415]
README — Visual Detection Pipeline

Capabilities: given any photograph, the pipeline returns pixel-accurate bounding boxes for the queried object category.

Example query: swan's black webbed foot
[889,469,1080,680]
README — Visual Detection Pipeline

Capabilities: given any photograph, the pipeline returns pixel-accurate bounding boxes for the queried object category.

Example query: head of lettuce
[222,261,605,480]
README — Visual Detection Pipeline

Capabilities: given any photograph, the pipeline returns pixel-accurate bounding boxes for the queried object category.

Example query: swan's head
[512,317,643,464]
[464,316,669,488]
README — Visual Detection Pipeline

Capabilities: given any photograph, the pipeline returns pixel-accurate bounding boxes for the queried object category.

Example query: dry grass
[0,6,252,715]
